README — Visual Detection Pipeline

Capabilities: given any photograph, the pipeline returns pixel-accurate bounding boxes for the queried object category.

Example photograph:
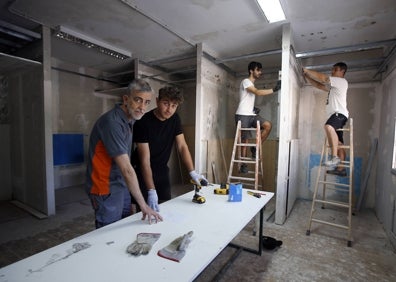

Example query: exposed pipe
[296,39,396,59]
[373,42,396,79]
[143,67,196,79]
[147,52,196,66]
[51,66,123,85]
[0,19,41,39]
[0,51,41,65]
[216,49,282,64]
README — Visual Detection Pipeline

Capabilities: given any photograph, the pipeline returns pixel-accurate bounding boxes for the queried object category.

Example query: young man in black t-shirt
[131,87,207,211]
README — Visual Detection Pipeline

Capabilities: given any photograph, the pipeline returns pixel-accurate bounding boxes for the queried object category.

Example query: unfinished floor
[0,185,395,281]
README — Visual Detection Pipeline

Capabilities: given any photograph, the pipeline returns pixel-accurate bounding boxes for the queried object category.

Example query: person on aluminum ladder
[235,61,281,173]
[303,62,349,176]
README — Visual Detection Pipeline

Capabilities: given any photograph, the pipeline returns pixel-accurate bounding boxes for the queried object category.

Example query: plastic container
[228,183,242,202]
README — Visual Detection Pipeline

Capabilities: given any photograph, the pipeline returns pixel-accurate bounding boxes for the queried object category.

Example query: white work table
[0,185,274,282]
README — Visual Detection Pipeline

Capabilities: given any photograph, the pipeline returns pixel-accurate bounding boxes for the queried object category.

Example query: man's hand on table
[140,204,163,224]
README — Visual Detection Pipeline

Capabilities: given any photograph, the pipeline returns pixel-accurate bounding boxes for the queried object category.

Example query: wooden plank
[11,200,47,219]
[262,140,279,192]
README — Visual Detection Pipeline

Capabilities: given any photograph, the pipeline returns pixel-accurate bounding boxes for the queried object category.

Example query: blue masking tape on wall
[53,134,84,166]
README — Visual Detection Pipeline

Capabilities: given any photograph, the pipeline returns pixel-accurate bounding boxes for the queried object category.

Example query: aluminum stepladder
[227,120,264,191]
[306,118,354,247]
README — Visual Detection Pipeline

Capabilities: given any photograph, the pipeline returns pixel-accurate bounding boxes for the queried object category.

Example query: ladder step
[318,180,350,188]
[311,218,350,230]
[229,176,257,182]
[240,128,258,131]
[338,145,350,149]
[232,160,257,164]
[316,185,350,192]
[229,170,263,176]
[336,128,350,132]
[236,143,257,147]
[313,199,350,208]
[240,157,261,161]
[241,183,263,188]
[326,146,350,150]
[321,163,351,168]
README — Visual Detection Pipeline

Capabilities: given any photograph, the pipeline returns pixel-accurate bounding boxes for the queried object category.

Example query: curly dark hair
[158,86,184,104]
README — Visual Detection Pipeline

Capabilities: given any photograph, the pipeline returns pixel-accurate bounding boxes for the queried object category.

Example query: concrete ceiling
[0,0,395,83]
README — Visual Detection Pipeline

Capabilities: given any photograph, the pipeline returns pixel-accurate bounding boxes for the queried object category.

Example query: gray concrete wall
[51,59,121,189]
[0,76,11,200]
[8,67,48,212]
[375,56,396,246]
[197,56,238,183]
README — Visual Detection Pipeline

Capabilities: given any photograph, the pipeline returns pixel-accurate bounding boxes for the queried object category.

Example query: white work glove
[127,233,161,256]
[158,231,193,262]
[189,170,208,186]
[147,189,160,212]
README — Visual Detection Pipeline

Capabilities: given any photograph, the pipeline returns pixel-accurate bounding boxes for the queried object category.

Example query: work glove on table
[272,80,281,92]
[126,233,161,256]
[158,231,193,262]
[189,170,208,186]
[147,189,160,212]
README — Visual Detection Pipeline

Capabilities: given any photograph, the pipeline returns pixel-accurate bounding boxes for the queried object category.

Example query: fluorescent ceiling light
[256,0,286,23]
[54,26,131,60]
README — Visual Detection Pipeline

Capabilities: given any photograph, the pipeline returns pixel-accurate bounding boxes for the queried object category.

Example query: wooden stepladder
[306,118,354,247]
[227,120,264,191]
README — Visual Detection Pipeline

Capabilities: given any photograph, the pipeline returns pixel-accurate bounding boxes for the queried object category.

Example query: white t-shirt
[327,76,349,118]
[235,78,255,116]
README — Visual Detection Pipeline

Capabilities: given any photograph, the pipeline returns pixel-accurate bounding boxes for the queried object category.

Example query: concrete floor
[1,185,396,281]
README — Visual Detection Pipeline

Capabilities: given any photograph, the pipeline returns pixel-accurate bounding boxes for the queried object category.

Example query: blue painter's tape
[53,134,84,166]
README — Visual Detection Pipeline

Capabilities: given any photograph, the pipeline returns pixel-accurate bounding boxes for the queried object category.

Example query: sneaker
[327,169,347,177]
[324,156,340,168]
[250,147,256,159]
[239,164,248,174]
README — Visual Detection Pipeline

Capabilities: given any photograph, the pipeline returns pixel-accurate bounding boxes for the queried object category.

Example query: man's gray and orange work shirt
[86,104,134,195]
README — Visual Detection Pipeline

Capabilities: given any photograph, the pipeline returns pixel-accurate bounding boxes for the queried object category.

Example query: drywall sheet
[276,23,300,224]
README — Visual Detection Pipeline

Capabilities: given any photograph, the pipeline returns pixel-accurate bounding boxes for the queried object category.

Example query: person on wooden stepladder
[131,86,207,212]
[303,62,349,176]
[86,79,162,228]
[235,61,281,173]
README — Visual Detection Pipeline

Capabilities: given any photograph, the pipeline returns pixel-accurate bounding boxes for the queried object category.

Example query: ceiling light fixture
[54,26,131,60]
[256,0,286,23]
